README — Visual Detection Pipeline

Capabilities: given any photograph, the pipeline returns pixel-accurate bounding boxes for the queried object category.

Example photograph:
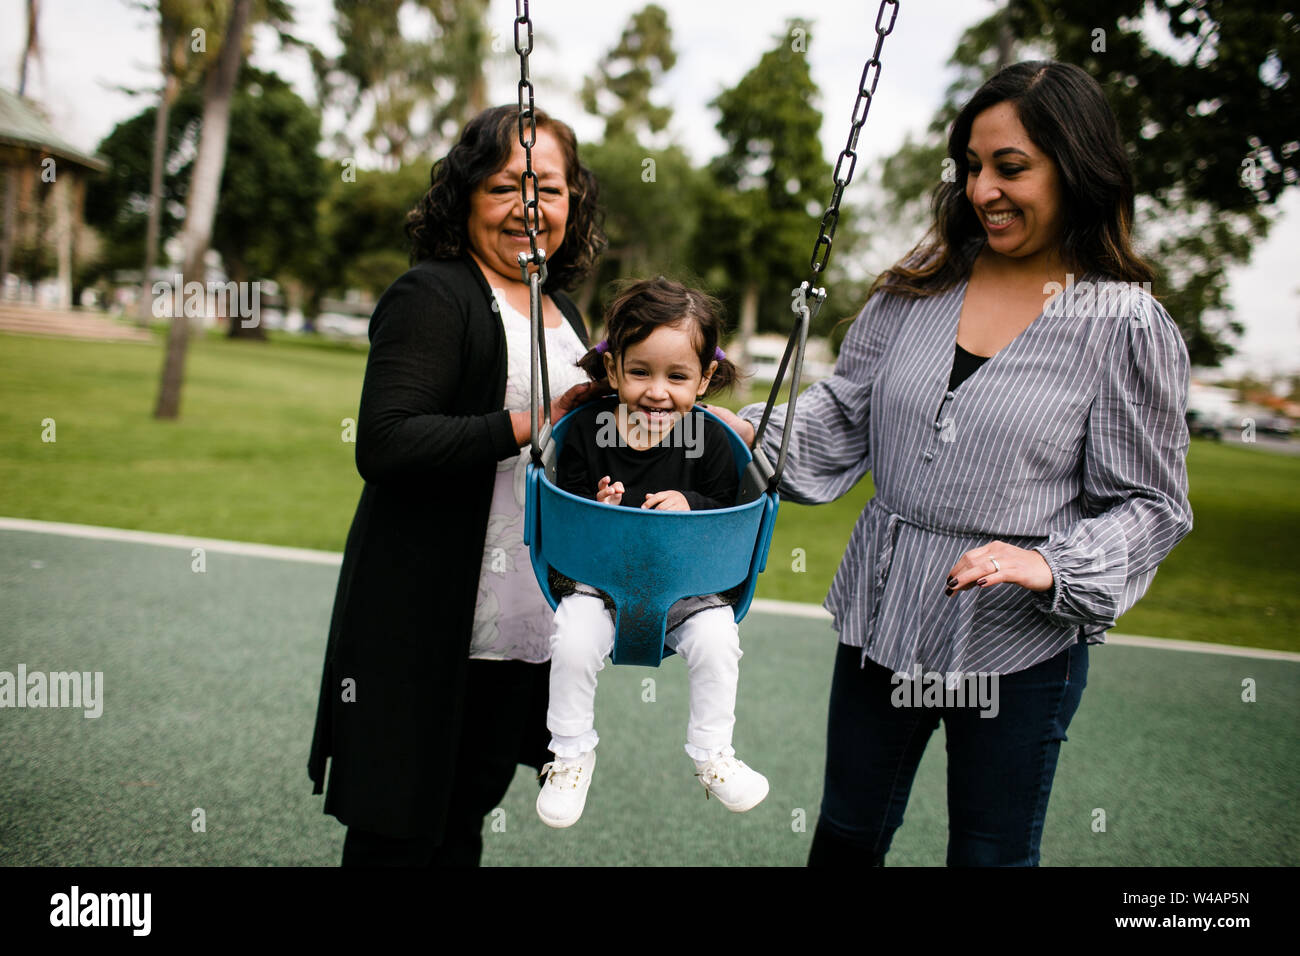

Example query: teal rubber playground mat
[1,522,1296,867]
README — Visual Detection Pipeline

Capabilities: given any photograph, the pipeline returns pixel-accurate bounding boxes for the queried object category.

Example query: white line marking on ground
[1098,633,1300,661]
[744,601,1300,662]
[750,598,832,621]
[0,516,343,566]
[4,517,1298,662]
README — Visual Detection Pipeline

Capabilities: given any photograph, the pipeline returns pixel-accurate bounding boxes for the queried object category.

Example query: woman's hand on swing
[511,381,612,447]
[553,380,610,423]
[700,404,755,446]
[597,475,625,506]
[642,491,689,511]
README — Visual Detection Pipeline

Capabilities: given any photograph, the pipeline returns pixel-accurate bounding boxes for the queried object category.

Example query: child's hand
[642,491,690,511]
[596,475,625,506]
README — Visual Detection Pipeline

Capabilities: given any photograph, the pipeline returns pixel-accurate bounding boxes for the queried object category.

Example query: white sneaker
[694,754,769,812]
[536,750,597,828]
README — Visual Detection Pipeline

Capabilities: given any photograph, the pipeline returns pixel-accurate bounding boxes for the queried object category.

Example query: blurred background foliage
[72,0,1298,362]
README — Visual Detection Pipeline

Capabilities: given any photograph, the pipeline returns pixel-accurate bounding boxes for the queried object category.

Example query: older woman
[308,105,606,866]
[711,61,1193,866]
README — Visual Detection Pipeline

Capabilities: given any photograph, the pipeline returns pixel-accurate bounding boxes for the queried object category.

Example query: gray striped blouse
[737,252,1194,676]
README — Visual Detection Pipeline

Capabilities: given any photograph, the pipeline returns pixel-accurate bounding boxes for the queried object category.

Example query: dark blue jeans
[809,638,1088,867]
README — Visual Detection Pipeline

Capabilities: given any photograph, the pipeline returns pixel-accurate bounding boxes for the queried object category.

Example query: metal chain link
[514,0,545,275]
[515,0,552,463]
[806,0,898,289]
[755,0,899,486]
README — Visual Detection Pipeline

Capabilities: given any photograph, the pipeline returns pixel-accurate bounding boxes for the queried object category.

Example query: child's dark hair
[576,276,741,396]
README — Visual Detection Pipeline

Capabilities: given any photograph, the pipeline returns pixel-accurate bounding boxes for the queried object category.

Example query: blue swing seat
[524,405,780,667]
[507,0,888,670]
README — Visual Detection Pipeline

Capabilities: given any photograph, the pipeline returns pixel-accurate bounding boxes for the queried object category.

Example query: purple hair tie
[594,339,723,361]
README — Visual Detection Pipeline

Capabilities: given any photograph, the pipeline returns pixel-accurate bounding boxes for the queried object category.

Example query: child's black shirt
[556,395,739,510]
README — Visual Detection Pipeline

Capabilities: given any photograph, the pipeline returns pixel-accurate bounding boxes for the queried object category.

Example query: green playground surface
[0,526,1295,867]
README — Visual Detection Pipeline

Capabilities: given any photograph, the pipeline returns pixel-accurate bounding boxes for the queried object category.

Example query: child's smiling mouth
[636,406,677,421]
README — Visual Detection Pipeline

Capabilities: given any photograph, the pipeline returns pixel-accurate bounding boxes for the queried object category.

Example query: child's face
[603,322,718,429]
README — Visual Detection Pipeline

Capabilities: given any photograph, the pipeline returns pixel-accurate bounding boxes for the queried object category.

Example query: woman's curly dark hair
[404,105,606,291]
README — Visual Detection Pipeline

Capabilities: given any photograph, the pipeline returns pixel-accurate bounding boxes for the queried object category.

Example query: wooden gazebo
[0,87,107,308]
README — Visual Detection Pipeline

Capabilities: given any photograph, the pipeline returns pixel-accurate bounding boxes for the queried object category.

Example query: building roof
[0,87,107,172]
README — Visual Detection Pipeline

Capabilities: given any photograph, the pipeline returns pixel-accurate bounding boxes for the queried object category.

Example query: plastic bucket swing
[508,0,895,666]
[521,263,810,667]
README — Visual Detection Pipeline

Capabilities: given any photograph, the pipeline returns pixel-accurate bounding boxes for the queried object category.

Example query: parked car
[1185,409,1222,440]
[1256,415,1295,438]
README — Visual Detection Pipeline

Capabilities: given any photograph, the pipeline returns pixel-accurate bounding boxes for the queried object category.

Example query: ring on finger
[989,557,1000,574]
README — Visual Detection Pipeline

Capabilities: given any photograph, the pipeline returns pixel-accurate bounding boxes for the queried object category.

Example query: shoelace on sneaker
[538,758,586,789]
[695,756,743,798]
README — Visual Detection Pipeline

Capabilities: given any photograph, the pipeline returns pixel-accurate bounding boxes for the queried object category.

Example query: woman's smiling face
[964,100,1065,265]
[466,126,569,285]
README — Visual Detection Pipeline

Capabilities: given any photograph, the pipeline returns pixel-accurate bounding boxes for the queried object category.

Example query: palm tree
[138,0,214,326]
[154,0,252,419]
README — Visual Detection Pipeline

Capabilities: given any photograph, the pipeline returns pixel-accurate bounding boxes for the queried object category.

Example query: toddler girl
[536,276,769,828]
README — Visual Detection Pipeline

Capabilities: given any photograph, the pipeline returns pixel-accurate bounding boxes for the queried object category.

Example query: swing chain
[515,0,551,464]
[806,0,898,287]
[514,0,547,283]
[755,1,898,489]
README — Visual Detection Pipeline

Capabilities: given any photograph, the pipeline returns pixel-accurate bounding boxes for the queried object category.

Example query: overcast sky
[2,0,1295,378]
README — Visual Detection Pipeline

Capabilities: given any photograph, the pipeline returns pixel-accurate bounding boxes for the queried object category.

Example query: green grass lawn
[1,327,1296,651]
[0,328,367,554]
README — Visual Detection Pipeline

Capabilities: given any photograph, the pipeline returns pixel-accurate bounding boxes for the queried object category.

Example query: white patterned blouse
[469,289,592,662]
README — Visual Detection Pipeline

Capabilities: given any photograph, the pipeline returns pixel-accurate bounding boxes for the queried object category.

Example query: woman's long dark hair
[874,60,1153,298]
[404,105,606,291]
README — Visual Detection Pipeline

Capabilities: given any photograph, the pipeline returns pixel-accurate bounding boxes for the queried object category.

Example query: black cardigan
[307,255,589,839]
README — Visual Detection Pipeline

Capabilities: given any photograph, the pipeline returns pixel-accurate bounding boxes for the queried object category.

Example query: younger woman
[535,277,769,828]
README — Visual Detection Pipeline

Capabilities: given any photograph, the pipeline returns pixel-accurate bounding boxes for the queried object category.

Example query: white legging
[546,594,743,762]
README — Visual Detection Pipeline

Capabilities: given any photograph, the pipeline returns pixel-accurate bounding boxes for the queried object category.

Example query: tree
[579,139,702,317]
[133,0,224,325]
[694,19,854,357]
[580,4,676,143]
[83,98,190,277]
[211,69,328,336]
[155,0,253,419]
[85,69,328,326]
[300,161,430,315]
[876,0,1299,367]
[313,0,491,167]
[578,5,698,318]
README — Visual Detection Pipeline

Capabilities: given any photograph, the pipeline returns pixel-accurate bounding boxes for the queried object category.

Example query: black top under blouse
[949,341,990,392]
